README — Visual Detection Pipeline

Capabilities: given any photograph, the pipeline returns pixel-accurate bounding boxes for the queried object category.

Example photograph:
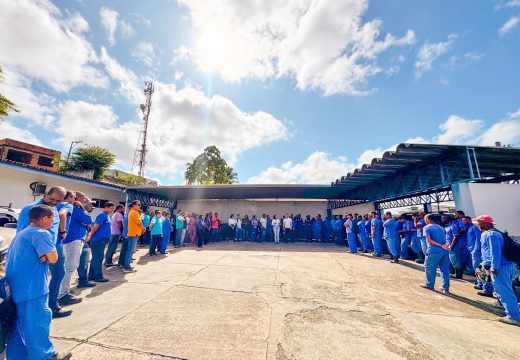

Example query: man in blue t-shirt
[422,214,451,294]
[6,205,70,359]
[86,202,115,282]
[16,186,71,318]
[383,212,399,263]
[370,212,383,257]
[475,214,520,326]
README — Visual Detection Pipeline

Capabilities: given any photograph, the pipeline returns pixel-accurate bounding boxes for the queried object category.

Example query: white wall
[453,182,520,236]
[0,164,123,216]
[331,202,375,216]
[176,199,328,218]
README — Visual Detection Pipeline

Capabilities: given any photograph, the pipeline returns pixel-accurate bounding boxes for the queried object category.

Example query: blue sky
[1,0,520,185]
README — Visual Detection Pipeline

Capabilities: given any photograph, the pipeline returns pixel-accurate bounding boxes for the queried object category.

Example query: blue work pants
[424,252,450,290]
[385,235,399,258]
[48,243,65,311]
[347,232,357,253]
[372,234,382,256]
[491,264,520,321]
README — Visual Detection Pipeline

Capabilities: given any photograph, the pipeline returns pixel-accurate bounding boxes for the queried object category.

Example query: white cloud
[56,84,288,178]
[247,151,354,184]
[0,122,41,145]
[499,16,520,36]
[414,34,457,79]
[132,42,158,67]
[478,109,520,146]
[179,0,415,96]
[100,7,135,46]
[504,0,520,7]
[100,47,142,104]
[170,45,192,66]
[100,7,118,46]
[0,0,107,92]
[434,115,484,144]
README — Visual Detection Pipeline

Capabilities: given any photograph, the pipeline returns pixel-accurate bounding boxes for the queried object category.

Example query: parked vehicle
[0,204,19,228]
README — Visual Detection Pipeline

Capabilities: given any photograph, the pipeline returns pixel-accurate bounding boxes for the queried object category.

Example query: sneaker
[50,351,72,360]
[52,308,73,318]
[420,285,435,291]
[59,294,82,306]
[77,282,96,288]
[123,268,134,273]
[477,290,494,298]
[441,288,450,295]
[497,317,520,327]
[473,285,483,290]
[94,278,109,283]
[105,263,116,268]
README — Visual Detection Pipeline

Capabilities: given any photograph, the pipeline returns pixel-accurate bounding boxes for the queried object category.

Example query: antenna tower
[132,81,154,177]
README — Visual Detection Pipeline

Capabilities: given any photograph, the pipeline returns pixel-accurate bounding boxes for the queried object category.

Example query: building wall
[331,202,376,216]
[0,138,60,170]
[453,182,520,236]
[176,199,328,218]
[0,164,123,217]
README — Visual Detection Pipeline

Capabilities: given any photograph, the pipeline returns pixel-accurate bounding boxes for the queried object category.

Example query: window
[37,156,54,167]
[6,149,32,164]
[91,198,109,208]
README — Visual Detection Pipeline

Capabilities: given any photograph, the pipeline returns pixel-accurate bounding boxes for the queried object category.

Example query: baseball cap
[472,214,494,224]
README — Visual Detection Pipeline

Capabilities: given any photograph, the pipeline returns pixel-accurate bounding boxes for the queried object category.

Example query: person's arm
[58,207,69,239]
[86,223,99,243]
[449,223,459,247]
[117,213,123,232]
[425,234,450,250]
[489,233,502,274]
[149,217,156,231]
[16,206,30,233]
[41,250,58,264]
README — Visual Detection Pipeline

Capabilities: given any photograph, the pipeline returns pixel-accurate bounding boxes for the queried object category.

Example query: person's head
[198,214,203,219]
[455,210,465,219]
[215,212,218,217]
[441,214,450,224]
[262,214,266,218]
[424,214,435,225]
[131,200,141,210]
[252,215,256,219]
[155,210,162,218]
[29,204,55,230]
[237,214,240,219]
[384,212,392,220]
[115,204,124,214]
[371,211,377,219]
[104,201,115,214]
[83,197,94,213]
[163,211,171,218]
[43,186,66,206]
[463,216,472,226]
[267,215,270,219]
[64,190,76,204]
[399,216,405,222]
[245,214,249,219]
[273,214,277,219]
[230,214,234,219]
[474,214,494,231]
[318,214,322,219]
[75,191,86,203]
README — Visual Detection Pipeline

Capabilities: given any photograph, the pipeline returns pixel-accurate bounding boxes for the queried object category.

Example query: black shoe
[455,268,463,279]
[392,258,399,264]
[59,294,82,306]
[52,309,73,318]
[474,285,483,290]
[94,278,109,283]
[105,263,116,267]
[415,259,424,264]
[50,351,72,360]
[477,290,493,298]
[77,281,96,288]
[420,285,435,291]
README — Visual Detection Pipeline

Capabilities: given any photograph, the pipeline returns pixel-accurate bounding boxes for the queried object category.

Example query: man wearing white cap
[474,214,520,326]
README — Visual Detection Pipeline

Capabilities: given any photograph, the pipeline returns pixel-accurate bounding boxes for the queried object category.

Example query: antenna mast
[132,81,154,177]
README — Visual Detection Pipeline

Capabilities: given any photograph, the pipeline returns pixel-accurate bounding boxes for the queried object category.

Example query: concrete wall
[331,202,375,216]
[176,199,328,218]
[453,182,520,236]
[0,164,123,217]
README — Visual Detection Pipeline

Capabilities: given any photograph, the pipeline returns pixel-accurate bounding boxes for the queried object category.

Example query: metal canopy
[331,143,520,202]
[127,143,520,206]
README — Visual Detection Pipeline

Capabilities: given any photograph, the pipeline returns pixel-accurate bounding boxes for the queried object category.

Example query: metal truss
[327,199,370,210]
[375,188,453,210]
[126,190,176,209]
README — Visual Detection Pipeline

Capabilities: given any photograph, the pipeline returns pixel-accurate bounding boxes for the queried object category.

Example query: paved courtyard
[51,242,520,360]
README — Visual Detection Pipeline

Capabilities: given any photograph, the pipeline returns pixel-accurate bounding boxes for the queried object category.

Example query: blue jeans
[118,237,128,267]
[124,236,138,269]
[150,234,161,255]
[78,241,90,285]
[175,228,183,246]
[211,228,219,242]
[491,264,520,321]
[261,228,266,242]
[235,228,243,241]
[449,247,463,269]
[48,242,65,311]
[105,234,121,265]
[347,232,357,253]
[372,234,382,256]
[425,252,450,290]
[88,239,108,280]
[7,294,55,360]
[385,235,399,258]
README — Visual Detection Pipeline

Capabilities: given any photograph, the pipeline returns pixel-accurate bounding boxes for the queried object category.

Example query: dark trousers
[48,243,65,311]
[203,228,210,244]
[150,234,161,255]
[105,234,121,265]
[197,229,204,247]
[88,239,108,280]
[211,228,219,242]
[118,237,128,267]
[140,231,150,246]
[78,241,90,284]
[284,229,292,242]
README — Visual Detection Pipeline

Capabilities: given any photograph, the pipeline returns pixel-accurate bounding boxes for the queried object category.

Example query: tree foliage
[65,146,116,180]
[185,146,238,185]
[112,173,146,186]
[0,65,19,120]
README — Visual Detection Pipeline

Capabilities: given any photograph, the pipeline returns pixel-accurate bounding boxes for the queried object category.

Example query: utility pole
[66,140,83,167]
[132,81,154,178]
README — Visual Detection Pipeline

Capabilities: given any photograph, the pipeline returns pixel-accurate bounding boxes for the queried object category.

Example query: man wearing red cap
[475,214,520,326]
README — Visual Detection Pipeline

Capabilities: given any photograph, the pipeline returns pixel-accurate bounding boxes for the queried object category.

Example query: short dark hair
[65,190,75,199]
[131,200,141,207]
[29,205,54,222]
[456,210,465,216]
[116,204,125,211]
[155,210,161,215]
[464,216,472,221]
[105,201,115,208]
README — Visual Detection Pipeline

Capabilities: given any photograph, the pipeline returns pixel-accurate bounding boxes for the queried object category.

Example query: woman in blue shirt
[160,211,172,254]
[149,210,163,256]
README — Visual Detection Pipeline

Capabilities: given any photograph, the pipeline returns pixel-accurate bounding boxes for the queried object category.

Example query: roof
[126,184,345,200]
[331,143,520,201]
[0,138,60,156]
[0,159,124,190]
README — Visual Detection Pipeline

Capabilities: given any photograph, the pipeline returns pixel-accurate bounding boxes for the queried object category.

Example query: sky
[1,0,520,185]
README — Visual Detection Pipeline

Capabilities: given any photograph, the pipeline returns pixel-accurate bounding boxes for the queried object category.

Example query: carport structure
[126,143,520,213]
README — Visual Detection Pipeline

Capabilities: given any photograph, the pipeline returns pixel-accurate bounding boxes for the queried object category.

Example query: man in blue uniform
[422,214,451,294]
[357,215,369,253]
[323,216,331,242]
[313,214,323,241]
[442,214,463,279]
[6,205,71,360]
[383,212,399,263]
[16,186,71,319]
[465,216,493,296]
[455,210,473,274]
[370,212,383,257]
[475,214,520,326]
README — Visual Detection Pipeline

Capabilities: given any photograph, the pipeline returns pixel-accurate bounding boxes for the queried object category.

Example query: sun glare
[196,25,232,71]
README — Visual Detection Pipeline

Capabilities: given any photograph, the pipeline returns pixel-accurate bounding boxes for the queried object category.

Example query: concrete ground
[51,242,520,360]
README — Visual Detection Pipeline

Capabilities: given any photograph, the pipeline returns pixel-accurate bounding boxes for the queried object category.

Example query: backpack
[0,276,17,353]
[497,229,520,266]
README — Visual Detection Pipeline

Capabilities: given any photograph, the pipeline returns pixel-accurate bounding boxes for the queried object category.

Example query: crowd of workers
[3,186,520,359]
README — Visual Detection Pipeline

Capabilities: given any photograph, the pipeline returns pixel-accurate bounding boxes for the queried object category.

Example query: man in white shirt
[235,214,242,241]
[259,214,267,242]
[228,214,237,242]
[283,214,293,243]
